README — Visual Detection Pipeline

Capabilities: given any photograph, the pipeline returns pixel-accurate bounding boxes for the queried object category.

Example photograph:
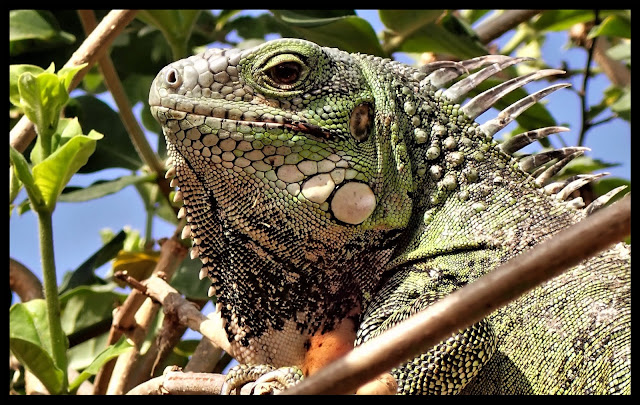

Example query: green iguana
[149,38,630,394]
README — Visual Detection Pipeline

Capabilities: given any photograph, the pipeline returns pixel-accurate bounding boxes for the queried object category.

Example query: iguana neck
[380,77,584,269]
[388,122,585,272]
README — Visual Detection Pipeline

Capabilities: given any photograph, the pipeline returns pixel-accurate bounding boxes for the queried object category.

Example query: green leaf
[18,71,69,149]
[272,11,385,57]
[65,96,144,172]
[58,230,127,294]
[30,117,82,166]
[9,145,46,212]
[558,156,620,177]
[609,86,630,122]
[592,177,630,206]
[380,10,444,33]
[135,182,179,225]
[173,339,201,357]
[532,10,619,32]
[112,250,161,285]
[122,227,147,252]
[10,300,66,394]
[274,10,357,26]
[68,335,133,394]
[380,10,487,59]
[82,66,105,93]
[137,10,202,59]
[32,131,103,211]
[59,286,126,336]
[57,63,87,91]
[606,41,631,62]
[59,173,156,203]
[588,14,631,39]
[67,332,109,370]
[460,10,491,24]
[10,164,23,209]
[9,64,45,107]
[67,332,109,371]
[9,10,75,55]
[170,256,213,301]
[214,9,242,30]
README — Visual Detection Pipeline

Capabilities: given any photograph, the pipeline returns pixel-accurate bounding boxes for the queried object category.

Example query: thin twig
[77,10,175,208]
[589,114,618,128]
[578,10,600,146]
[9,10,139,154]
[282,195,630,395]
[475,10,543,44]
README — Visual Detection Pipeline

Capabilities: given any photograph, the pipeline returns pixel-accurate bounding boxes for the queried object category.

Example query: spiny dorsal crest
[417,54,626,213]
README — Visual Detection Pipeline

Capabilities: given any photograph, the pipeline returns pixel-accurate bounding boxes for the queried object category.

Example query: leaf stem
[37,210,69,393]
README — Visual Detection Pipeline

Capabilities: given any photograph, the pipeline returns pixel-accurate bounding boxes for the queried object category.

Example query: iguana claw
[221,364,303,395]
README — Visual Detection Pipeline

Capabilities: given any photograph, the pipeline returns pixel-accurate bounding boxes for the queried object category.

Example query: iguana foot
[221,364,303,395]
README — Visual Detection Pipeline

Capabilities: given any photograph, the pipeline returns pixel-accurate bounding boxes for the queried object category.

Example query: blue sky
[10,10,630,303]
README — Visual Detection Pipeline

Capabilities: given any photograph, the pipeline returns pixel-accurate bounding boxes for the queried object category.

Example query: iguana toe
[221,364,303,395]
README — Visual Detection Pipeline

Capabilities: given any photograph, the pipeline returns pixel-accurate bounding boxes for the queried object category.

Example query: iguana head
[149,38,414,347]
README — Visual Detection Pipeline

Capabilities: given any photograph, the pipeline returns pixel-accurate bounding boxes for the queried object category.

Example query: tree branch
[126,370,254,395]
[9,258,44,302]
[475,10,543,44]
[115,272,232,354]
[282,195,630,395]
[92,236,188,394]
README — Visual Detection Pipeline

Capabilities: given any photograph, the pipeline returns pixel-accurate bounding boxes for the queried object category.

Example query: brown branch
[183,335,224,373]
[105,238,188,394]
[9,258,44,302]
[592,36,631,87]
[107,296,160,394]
[91,287,147,394]
[126,370,254,395]
[9,10,139,154]
[283,195,630,395]
[475,10,543,44]
[136,276,231,354]
[93,237,188,394]
[131,300,206,387]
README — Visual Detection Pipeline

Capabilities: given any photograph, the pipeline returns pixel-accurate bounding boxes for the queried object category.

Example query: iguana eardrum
[149,38,630,394]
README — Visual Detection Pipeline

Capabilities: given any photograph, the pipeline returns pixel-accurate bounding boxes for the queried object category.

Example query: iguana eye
[260,53,309,90]
[269,62,302,85]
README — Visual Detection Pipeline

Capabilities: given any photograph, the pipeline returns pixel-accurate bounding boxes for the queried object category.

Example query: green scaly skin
[149,38,630,394]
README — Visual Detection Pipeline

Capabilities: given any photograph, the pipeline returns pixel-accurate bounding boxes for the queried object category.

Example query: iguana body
[149,38,630,394]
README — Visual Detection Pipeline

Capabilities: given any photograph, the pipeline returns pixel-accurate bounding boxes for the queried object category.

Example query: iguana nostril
[165,67,181,87]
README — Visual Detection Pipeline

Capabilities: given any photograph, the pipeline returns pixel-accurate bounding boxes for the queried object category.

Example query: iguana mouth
[150,103,334,144]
